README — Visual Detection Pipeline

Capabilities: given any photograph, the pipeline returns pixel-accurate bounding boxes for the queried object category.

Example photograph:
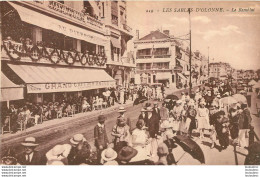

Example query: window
[42,29,64,49]
[81,41,96,54]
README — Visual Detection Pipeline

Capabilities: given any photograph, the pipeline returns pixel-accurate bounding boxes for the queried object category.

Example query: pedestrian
[238,103,252,148]
[117,146,138,165]
[138,108,147,120]
[155,143,169,165]
[17,137,46,165]
[94,115,109,164]
[146,107,160,139]
[215,111,229,151]
[196,101,210,139]
[160,103,169,122]
[46,144,71,165]
[186,103,197,137]
[172,100,183,133]
[1,148,19,165]
[153,102,161,120]
[111,116,131,152]
[117,106,132,131]
[229,105,242,144]
[160,120,174,141]
[101,148,118,165]
[67,134,91,165]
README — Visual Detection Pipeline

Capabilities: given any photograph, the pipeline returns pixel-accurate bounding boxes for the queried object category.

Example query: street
[1,85,259,165]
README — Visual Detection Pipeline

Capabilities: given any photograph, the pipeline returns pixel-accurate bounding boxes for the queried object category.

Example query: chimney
[163,30,170,36]
[136,30,139,40]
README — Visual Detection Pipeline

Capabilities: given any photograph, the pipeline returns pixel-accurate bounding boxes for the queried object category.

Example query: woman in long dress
[196,101,210,139]
[171,100,183,133]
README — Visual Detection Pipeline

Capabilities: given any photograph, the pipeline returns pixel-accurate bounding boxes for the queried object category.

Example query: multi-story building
[209,62,233,80]
[1,1,133,104]
[133,29,207,88]
[103,1,135,87]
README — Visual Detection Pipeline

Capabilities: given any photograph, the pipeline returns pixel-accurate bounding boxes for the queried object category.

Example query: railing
[154,54,171,58]
[136,55,152,59]
[1,40,107,67]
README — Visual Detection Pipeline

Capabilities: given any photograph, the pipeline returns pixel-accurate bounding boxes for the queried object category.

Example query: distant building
[209,62,233,81]
[133,29,208,88]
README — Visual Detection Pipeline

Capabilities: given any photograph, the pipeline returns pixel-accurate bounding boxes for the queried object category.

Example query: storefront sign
[27,81,116,93]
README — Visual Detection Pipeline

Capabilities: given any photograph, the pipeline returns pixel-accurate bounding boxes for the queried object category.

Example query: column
[32,27,42,45]
[73,39,81,52]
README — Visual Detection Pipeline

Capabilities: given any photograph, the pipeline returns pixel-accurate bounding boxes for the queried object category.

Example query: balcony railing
[154,54,171,58]
[136,55,153,59]
[1,40,107,68]
[122,24,132,32]
[24,1,104,30]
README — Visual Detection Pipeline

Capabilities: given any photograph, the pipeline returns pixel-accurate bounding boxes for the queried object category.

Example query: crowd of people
[1,80,253,165]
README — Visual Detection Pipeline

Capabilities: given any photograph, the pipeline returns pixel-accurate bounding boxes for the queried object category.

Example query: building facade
[1,1,125,104]
[103,1,135,88]
[133,30,208,88]
[209,62,234,81]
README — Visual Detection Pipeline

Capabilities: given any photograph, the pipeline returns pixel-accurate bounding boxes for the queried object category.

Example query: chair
[1,116,11,134]
[17,114,26,131]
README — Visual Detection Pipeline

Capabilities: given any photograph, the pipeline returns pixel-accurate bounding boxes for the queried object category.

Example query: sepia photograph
[0,0,260,171]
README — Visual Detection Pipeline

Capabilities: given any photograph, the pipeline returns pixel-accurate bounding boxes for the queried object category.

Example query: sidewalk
[0,100,134,142]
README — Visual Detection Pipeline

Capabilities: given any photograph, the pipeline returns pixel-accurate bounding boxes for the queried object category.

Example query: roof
[139,30,170,41]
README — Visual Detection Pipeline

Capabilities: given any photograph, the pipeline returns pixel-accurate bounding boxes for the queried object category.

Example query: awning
[8,2,107,45]
[137,44,154,50]
[8,64,115,93]
[136,58,171,63]
[177,73,187,80]
[156,73,170,80]
[111,37,121,48]
[1,72,24,101]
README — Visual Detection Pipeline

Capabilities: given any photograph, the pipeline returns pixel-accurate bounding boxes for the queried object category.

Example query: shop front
[7,64,115,103]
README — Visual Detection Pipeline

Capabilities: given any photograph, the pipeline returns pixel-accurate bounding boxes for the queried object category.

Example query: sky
[126,1,260,70]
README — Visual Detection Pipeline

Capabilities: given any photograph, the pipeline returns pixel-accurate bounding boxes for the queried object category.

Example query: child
[94,115,109,163]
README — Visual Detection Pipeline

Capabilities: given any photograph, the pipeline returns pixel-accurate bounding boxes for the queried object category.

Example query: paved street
[1,85,259,165]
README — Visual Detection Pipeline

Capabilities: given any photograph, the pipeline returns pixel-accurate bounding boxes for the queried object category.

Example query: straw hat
[118,106,126,113]
[21,137,39,147]
[70,134,86,145]
[141,108,146,112]
[51,145,65,156]
[101,148,117,162]
[176,100,182,104]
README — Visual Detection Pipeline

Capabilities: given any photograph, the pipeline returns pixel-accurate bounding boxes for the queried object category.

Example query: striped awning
[1,72,24,101]
[8,64,115,93]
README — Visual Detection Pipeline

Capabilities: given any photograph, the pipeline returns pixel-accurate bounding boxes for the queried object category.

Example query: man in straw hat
[117,146,138,165]
[117,106,131,130]
[18,137,46,165]
[67,133,91,165]
[94,115,109,163]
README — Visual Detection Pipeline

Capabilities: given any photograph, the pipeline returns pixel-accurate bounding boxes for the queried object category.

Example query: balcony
[154,54,171,58]
[136,55,153,59]
[22,1,105,32]
[122,24,132,32]
[1,40,107,68]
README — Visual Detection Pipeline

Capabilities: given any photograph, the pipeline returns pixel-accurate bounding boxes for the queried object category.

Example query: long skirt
[172,120,180,131]
[197,117,210,129]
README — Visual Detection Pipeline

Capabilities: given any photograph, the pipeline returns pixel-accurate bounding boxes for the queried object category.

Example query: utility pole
[208,46,210,82]
[188,8,192,94]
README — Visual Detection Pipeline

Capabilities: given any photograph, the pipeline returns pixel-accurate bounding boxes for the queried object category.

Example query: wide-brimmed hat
[101,148,117,162]
[146,107,153,112]
[160,120,172,129]
[51,145,65,156]
[118,106,126,113]
[21,137,39,147]
[181,92,185,95]
[1,148,18,164]
[117,146,137,162]
[176,100,182,104]
[153,102,158,105]
[70,134,86,145]
[98,115,106,122]
[217,94,221,98]
[141,108,146,112]
[157,143,169,156]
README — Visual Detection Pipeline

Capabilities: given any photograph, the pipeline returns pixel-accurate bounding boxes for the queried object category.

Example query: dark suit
[18,151,46,165]
[147,114,160,138]
[153,107,161,120]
